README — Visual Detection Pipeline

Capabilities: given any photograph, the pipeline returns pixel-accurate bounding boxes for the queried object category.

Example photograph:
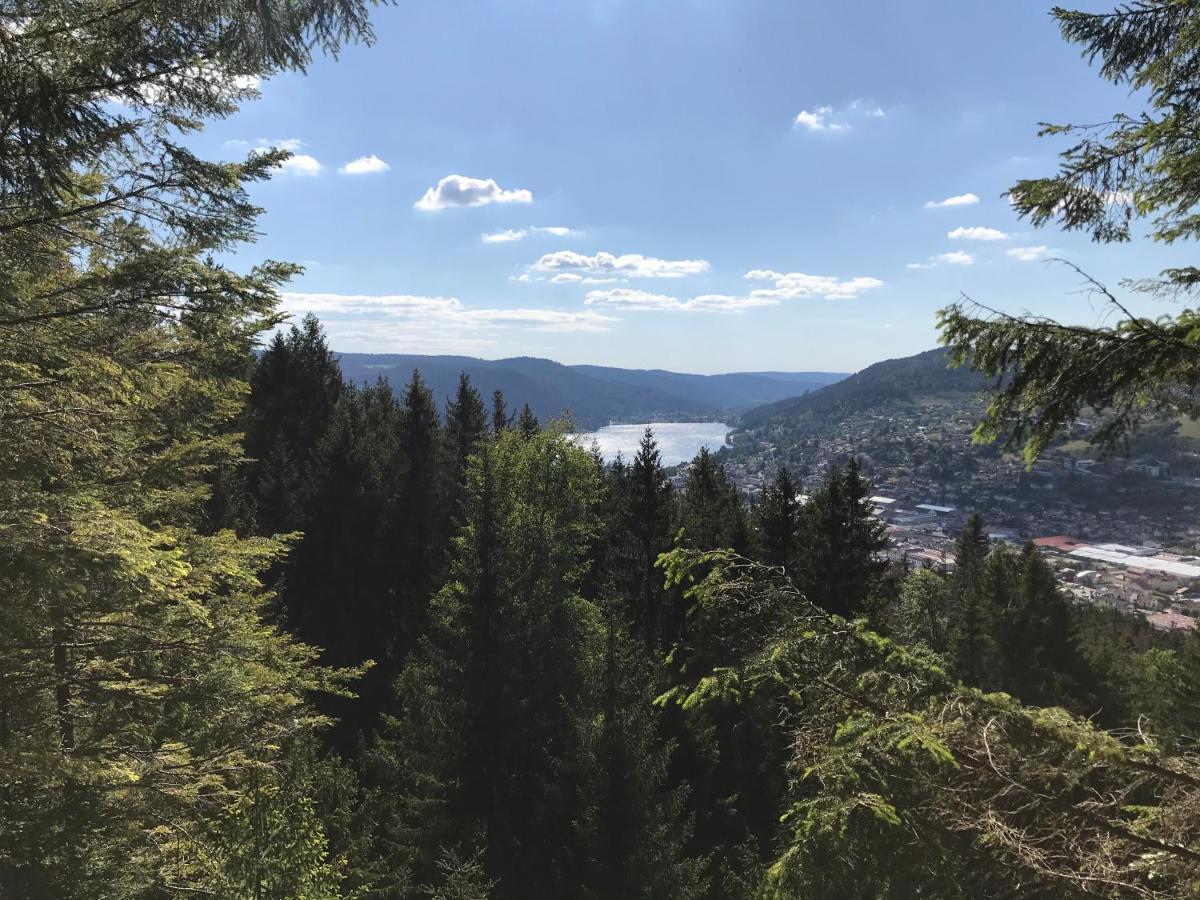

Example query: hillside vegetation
[338,353,844,429]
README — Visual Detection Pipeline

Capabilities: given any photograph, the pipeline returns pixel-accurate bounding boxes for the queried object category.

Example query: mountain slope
[336,353,846,430]
[739,348,989,429]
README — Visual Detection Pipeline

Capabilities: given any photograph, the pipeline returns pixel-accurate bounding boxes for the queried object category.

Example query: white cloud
[281,292,615,351]
[794,106,849,133]
[935,251,974,266]
[532,250,710,279]
[925,192,980,209]
[278,154,322,176]
[482,229,529,243]
[948,225,1009,241]
[550,273,583,283]
[793,100,885,133]
[908,251,975,269]
[481,225,580,243]
[1006,245,1051,262]
[583,288,776,313]
[743,269,884,300]
[415,174,533,211]
[339,154,390,175]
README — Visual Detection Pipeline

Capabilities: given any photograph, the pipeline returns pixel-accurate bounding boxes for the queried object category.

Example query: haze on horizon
[214,1,1191,374]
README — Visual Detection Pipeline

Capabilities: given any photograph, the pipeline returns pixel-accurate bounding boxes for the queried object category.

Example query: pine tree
[235,314,345,536]
[395,370,446,652]
[948,513,997,688]
[625,428,677,647]
[373,429,603,899]
[0,1,375,891]
[679,447,743,553]
[516,401,540,438]
[443,372,489,515]
[796,460,888,618]
[756,467,801,572]
[589,598,704,900]
[491,389,509,434]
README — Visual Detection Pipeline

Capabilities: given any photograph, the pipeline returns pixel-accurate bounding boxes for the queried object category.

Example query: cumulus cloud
[481,225,580,243]
[925,192,979,208]
[583,288,776,313]
[793,100,885,133]
[948,225,1009,241]
[280,292,615,352]
[1006,245,1051,262]
[743,269,884,300]
[278,154,322,176]
[415,174,532,211]
[339,154,390,175]
[532,250,710,279]
[906,261,937,270]
[794,106,849,133]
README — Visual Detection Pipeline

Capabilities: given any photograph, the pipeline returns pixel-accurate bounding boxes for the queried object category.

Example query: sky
[200,0,1191,374]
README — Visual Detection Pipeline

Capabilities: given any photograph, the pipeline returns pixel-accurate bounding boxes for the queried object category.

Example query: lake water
[573,422,730,467]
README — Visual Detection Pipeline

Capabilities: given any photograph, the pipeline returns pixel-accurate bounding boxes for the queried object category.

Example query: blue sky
[204,0,1190,373]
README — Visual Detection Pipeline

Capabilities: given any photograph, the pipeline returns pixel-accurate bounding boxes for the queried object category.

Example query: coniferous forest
[2,1,1200,898]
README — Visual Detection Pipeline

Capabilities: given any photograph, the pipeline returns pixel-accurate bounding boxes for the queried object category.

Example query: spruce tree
[443,372,489,517]
[948,513,997,688]
[395,370,446,653]
[796,460,888,618]
[625,428,677,647]
[516,401,540,438]
[372,429,603,899]
[0,0,375,892]
[491,389,509,434]
[756,467,801,572]
[939,0,1200,462]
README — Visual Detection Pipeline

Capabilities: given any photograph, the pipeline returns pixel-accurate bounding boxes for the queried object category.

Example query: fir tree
[756,467,801,572]
[373,429,603,899]
[491,389,509,434]
[796,459,888,618]
[625,428,677,647]
[516,402,540,438]
[0,1,375,891]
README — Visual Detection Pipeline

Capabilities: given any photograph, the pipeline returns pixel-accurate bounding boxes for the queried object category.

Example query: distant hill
[739,348,990,429]
[336,353,846,430]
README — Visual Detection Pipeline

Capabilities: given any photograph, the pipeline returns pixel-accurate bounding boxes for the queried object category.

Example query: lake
[573,422,730,467]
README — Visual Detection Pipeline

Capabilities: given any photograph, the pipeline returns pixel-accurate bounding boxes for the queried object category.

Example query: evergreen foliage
[940,1,1200,462]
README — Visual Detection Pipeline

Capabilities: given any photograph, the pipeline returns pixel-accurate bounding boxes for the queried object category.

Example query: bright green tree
[0,0,376,893]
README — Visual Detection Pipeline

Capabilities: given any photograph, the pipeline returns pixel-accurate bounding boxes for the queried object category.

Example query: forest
[2,1,1199,898]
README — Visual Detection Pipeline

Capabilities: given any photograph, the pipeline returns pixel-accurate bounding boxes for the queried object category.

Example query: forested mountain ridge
[739,347,990,429]
[337,352,845,429]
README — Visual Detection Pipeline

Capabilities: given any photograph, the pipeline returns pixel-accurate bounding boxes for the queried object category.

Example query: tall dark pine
[395,371,445,653]
[491,389,510,434]
[625,429,676,647]
[756,467,801,572]
[516,402,540,438]
[590,598,703,900]
[679,447,744,553]
[443,373,489,520]
[796,459,887,618]
[949,512,996,688]
[235,314,345,535]
[373,430,602,899]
